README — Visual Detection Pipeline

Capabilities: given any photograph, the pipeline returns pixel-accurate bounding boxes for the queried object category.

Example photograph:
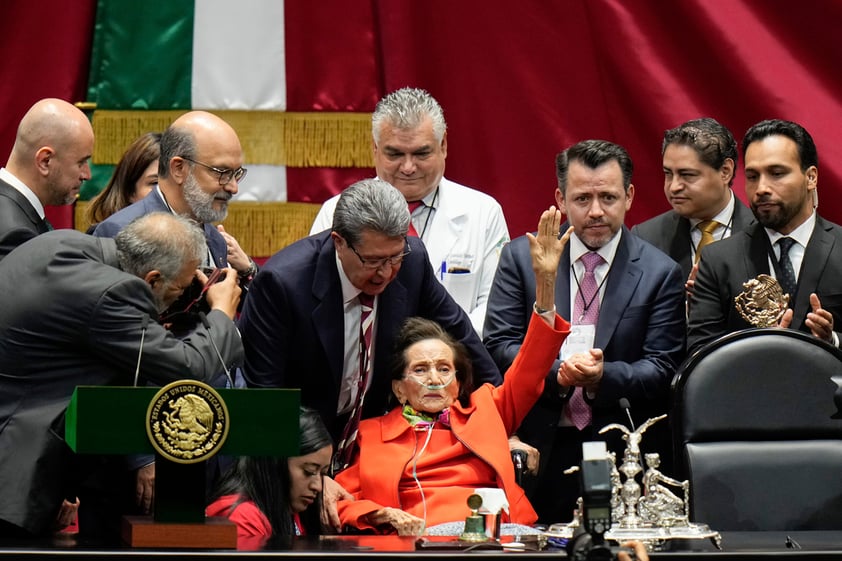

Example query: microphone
[133,314,150,387]
[619,398,635,431]
[199,311,235,389]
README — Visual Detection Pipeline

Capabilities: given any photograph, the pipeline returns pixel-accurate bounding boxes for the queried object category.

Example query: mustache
[214,191,233,202]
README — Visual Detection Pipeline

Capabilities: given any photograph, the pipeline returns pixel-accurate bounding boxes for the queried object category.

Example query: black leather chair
[671,328,842,531]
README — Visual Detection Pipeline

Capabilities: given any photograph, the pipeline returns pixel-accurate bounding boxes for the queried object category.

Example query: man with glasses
[91,111,255,516]
[239,179,500,527]
[93,110,256,279]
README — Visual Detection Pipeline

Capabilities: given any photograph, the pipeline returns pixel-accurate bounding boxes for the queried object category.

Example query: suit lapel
[747,224,771,278]
[669,215,693,279]
[557,244,573,321]
[0,180,46,231]
[311,236,346,386]
[791,217,834,329]
[597,230,641,347]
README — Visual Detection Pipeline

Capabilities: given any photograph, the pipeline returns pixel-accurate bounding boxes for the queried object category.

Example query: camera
[567,442,636,561]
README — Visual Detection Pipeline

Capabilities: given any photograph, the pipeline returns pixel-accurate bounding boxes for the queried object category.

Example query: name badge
[560,324,596,360]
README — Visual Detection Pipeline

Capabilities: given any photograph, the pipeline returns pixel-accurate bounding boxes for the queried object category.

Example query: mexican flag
[85,0,372,204]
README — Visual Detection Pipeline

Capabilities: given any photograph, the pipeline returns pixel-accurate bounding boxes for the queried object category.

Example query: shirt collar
[0,167,44,218]
[765,211,816,249]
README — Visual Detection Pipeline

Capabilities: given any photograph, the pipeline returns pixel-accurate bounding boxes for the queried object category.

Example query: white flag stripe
[192,0,286,110]
[231,164,287,202]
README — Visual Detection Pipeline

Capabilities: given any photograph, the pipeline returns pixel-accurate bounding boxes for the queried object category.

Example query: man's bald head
[7,98,94,206]
[158,111,244,223]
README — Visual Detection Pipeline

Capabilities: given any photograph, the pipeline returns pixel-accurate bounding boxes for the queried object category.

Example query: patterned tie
[695,220,720,263]
[334,293,375,472]
[406,200,423,237]
[567,252,604,430]
[776,237,798,301]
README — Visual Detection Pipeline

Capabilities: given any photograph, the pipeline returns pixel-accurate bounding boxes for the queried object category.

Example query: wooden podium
[65,384,299,548]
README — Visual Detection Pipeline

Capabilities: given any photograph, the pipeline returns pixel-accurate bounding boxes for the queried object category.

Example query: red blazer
[336,313,570,530]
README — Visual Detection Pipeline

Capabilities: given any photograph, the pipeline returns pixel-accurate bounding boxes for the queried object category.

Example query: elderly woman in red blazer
[335,207,574,535]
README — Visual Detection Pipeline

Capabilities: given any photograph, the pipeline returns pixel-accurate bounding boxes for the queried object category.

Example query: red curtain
[2,1,841,235]
[0,1,97,229]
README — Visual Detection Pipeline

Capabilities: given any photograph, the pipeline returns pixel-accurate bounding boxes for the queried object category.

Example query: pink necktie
[406,201,423,237]
[567,252,603,430]
[334,293,375,471]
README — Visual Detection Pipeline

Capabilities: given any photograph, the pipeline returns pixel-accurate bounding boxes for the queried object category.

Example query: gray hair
[332,179,410,246]
[115,212,206,280]
[158,125,196,179]
[372,88,447,145]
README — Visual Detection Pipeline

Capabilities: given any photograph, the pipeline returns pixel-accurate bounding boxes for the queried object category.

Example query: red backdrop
[2,0,841,235]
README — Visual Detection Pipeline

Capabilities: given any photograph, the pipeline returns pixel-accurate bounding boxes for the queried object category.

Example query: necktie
[43,217,54,232]
[776,237,798,300]
[334,293,375,472]
[406,200,423,237]
[695,220,720,263]
[568,252,604,430]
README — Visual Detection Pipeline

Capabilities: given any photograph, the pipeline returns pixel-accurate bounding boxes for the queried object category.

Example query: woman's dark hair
[86,132,161,225]
[389,317,474,407]
[211,407,332,537]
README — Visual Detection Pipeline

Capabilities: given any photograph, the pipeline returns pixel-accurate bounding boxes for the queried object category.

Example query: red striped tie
[334,292,375,472]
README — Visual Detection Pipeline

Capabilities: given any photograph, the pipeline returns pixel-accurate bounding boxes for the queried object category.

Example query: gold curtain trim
[75,200,322,257]
[92,110,373,168]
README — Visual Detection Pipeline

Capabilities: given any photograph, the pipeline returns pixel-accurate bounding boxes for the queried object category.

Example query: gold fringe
[75,200,321,258]
[92,110,373,168]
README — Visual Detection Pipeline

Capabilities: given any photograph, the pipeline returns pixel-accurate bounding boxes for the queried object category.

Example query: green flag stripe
[87,0,194,109]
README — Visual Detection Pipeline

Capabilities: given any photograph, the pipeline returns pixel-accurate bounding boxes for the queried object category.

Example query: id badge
[560,324,596,360]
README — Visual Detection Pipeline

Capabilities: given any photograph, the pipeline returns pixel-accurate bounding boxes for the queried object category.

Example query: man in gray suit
[0,213,242,539]
[632,118,754,283]
[688,119,841,354]
[484,140,685,523]
[0,98,94,260]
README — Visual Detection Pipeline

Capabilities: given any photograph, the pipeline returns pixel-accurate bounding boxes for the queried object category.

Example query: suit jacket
[310,177,511,333]
[92,186,227,267]
[336,313,570,530]
[631,195,755,281]
[483,227,686,454]
[0,179,49,262]
[687,215,842,354]
[238,231,502,439]
[0,231,243,535]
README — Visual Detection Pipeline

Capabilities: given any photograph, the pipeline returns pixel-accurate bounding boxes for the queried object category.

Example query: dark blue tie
[777,237,797,300]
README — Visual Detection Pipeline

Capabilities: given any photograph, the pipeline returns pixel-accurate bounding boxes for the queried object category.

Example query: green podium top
[66,385,300,457]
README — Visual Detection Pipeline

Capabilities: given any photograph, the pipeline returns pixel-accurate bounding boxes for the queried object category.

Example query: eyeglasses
[181,156,247,186]
[347,239,411,270]
[404,365,457,385]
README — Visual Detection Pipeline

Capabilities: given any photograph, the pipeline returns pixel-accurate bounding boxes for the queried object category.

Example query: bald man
[91,111,255,515]
[0,98,94,261]
[93,111,255,278]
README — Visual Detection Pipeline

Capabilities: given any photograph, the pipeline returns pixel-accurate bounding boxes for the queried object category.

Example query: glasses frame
[181,156,247,186]
[347,238,412,270]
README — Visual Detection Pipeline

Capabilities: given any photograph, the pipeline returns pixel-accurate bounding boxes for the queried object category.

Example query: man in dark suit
[632,118,754,282]
[93,111,256,279]
[239,178,501,444]
[688,119,842,354]
[484,140,686,524]
[0,213,242,539]
[0,98,94,260]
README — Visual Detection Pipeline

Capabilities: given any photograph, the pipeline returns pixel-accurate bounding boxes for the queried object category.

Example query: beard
[183,172,230,223]
[751,196,805,231]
